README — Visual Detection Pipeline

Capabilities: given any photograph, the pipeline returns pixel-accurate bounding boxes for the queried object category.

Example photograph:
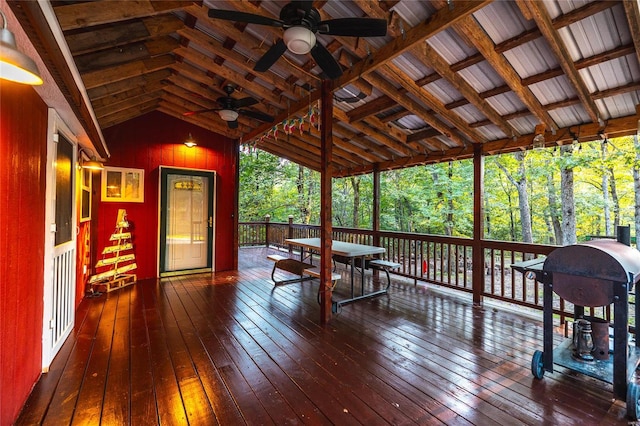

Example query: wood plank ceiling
[43,0,640,175]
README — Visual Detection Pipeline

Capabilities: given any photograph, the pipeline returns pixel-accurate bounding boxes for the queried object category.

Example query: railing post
[373,164,381,249]
[264,214,270,249]
[288,215,294,254]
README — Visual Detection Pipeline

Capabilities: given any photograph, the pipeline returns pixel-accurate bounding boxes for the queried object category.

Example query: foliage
[239,135,639,243]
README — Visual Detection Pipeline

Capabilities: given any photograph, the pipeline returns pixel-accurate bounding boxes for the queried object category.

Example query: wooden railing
[239,220,617,324]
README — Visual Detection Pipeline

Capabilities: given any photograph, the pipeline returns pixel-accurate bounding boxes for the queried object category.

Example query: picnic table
[285,238,398,310]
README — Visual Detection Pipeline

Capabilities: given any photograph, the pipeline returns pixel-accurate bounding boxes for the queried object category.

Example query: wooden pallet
[92,274,137,293]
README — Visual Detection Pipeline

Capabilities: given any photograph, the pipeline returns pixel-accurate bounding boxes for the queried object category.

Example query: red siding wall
[99,111,238,279]
[0,81,48,425]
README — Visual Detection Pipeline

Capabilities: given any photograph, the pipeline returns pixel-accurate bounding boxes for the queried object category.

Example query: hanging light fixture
[184,133,197,148]
[0,11,43,85]
[532,123,546,150]
[79,147,105,170]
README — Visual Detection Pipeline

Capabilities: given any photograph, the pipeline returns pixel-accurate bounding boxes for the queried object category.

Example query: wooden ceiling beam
[162,83,267,130]
[495,1,619,54]
[184,4,315,89]
[623,0,640,67]
[454,16,557,131]
[364,72,466,147]
[363,115,410,146]
[175,47,287,110]
[54,0,187,31]
[333,108,415,157]
[74,36,180,73]
[160,91,253,134]
[158,99,241,137]
[98,99,159,129]
[254,137,320,171]
[94,90,163,119]
[157,103,234,136]
[592,81,640,100]
[272,132,360,170]
[330,127,395,163]
[380,63,487,143]
[519,0,600,124]
[336,0,491,88]
[450,43,635,111]
[86,69,171,101]
[176,26,300,99]
[81,53,174,90]
[173,46,288,110]
[65,14,184,55]
[406,128,441,143]
[378,108,409,123]
[90,80,167,111]
[346,96,398,123]
[411,43,517,138]
[241,1,490,143]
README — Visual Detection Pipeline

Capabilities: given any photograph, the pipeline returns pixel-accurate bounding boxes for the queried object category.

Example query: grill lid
[543,239,640,284]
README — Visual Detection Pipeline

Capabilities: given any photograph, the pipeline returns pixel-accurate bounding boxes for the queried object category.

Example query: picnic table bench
[267,254,315,286]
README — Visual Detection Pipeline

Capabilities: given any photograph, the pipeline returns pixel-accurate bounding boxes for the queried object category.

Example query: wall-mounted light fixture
[184,133,197,148]
[79,147,104,171]
[0,11,43,85]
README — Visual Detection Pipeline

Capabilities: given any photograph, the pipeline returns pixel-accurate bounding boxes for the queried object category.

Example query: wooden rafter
[518,0,600,123]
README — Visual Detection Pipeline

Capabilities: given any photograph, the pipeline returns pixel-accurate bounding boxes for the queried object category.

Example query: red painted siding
[0,81,48,425]
[99,111,238,279]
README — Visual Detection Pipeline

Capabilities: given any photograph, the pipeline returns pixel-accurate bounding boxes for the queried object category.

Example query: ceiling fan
[183,85,275,129]
[208,1,387,79]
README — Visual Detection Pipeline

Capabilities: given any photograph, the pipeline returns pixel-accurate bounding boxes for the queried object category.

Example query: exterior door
[159,168,215,276]
[42,116,76,370]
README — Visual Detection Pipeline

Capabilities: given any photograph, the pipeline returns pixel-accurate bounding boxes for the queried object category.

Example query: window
[101,166,144,203]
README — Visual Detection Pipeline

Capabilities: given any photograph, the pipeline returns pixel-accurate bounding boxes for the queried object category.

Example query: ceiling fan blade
[208,8,284,27]
[319,18,388,37]
[234,97,259,109]
[239,109,275,123]
[254,38,287,72]
[183,108,220,117]
[227,120,239,129]
[310,43,342,80]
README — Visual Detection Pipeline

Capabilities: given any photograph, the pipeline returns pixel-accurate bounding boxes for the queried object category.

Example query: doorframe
[157,166,216,277]
[42,109,77,371]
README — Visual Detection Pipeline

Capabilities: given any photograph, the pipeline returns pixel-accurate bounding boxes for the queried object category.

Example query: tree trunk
[560,145,577,245]
[601,142,611,235]
[445,162,454,236]
[495,152,532,242]
[546,172,563,244]
[297,165,310,224]
[609,166,620,230]
[350,176,360,228]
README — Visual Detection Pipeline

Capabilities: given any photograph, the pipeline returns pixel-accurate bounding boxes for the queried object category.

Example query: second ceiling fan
[208,0,387,79]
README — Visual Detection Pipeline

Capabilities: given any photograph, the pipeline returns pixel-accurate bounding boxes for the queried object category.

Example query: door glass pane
[165,174,209,271]
[55,135,73,246]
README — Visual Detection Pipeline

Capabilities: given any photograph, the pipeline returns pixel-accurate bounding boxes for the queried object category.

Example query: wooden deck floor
[16,247,632,425]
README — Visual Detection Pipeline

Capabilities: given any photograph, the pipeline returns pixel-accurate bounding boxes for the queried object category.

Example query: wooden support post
[319,78,334,324]
[472,143,484,307]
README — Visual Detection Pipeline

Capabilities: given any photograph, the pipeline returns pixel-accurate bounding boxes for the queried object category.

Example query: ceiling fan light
[218,109,239,122]
[283,26,316,55]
